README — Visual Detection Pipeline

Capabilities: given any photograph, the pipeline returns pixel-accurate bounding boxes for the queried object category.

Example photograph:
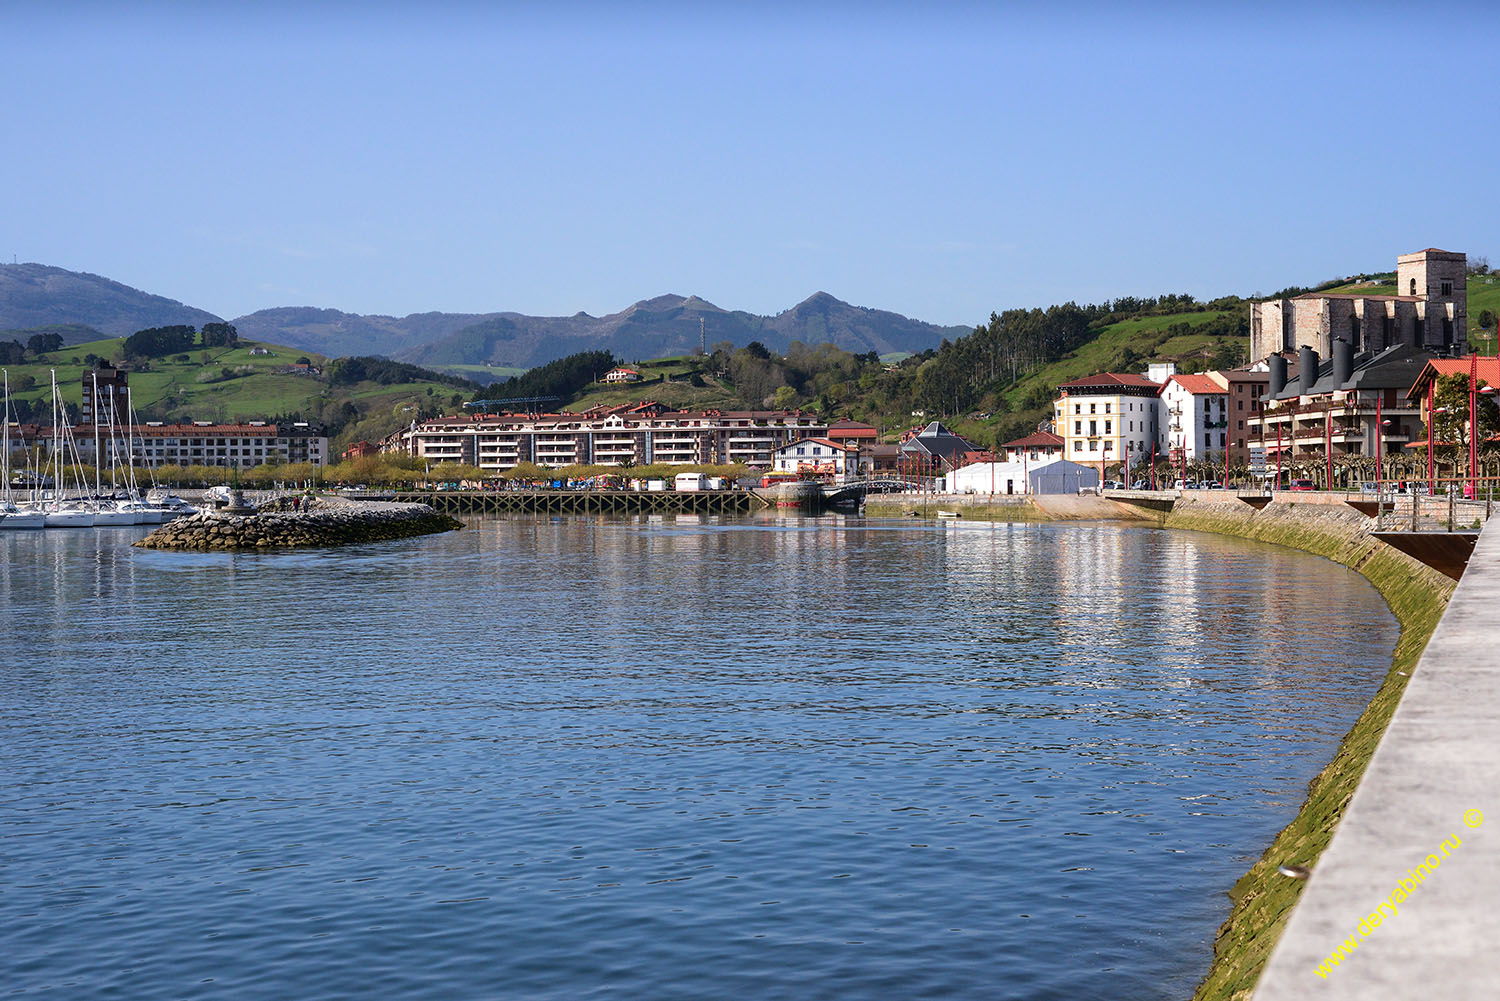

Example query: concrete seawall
[134,499,462,550]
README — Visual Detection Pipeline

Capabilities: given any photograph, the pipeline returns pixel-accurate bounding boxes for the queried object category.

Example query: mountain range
[0,263,969,369]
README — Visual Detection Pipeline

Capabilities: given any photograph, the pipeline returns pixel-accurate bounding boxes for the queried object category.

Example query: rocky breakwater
[134,497,462,551]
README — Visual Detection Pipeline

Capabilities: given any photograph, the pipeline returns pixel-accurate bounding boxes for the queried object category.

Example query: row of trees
[121,322,241,359]
[0,331,68,364]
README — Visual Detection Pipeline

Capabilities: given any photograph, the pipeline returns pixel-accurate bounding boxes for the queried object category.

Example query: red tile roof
[1406,357,1500,402]
[1002,430,1064,449]
[1165,374,1225,395]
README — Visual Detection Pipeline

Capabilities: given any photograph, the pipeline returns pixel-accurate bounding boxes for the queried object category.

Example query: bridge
[824,478,922,506]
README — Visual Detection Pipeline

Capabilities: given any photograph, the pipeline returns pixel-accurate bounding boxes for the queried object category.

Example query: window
[1089,420,1097,436]
[1074,404,1081,415]
[1073,441,1082,452]
[1237,399,1243,410]
[1104,421,1112,434]
[1410,278,1417,296]
[1104,403,1112,414]
[1090,403,1097,414]
[1441,281,1452,297]
[1089,440,1098,451]
[1074,421,1082,435]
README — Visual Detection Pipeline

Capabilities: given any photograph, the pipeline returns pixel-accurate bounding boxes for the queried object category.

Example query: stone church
[1249,249,1467,362]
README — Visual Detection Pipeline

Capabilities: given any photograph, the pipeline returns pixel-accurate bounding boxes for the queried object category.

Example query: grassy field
[563,356,739,412]
[2,336,468,428]
[424,363,529,383]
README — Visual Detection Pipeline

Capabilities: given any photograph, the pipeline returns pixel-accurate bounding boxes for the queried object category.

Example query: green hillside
[1,336,475,450]
[561,356,738,412]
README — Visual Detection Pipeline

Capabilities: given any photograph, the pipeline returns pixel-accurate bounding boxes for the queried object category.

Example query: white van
[674,472,708,492]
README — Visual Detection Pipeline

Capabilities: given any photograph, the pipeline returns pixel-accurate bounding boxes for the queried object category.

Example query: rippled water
[0,516,1397,1000]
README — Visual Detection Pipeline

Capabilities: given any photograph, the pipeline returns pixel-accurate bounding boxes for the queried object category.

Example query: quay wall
[135,499,462,550]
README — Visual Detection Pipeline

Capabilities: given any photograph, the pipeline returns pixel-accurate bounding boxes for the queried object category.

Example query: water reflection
[0,516,1397,1001]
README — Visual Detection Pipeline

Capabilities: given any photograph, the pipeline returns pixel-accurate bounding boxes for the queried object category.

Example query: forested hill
[0,263,221,337]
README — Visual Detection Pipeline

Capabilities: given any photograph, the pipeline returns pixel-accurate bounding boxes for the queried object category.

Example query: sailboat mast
[2,369,9,505]
[93,372,101,499]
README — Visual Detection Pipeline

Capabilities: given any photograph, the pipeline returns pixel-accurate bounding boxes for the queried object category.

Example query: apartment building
[385,402,857,470]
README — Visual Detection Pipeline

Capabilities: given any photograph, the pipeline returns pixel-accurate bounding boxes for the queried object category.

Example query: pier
[389,488,766,517]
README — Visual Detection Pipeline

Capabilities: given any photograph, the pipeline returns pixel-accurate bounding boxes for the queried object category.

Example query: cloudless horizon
[3,0,1497,327]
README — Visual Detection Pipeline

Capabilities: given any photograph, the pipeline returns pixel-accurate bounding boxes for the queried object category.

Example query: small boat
[937,509,962,518]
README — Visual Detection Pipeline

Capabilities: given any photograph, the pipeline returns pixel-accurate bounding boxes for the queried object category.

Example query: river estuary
[0,516,1398,999]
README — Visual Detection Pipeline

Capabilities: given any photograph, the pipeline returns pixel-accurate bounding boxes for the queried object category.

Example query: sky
[3,1,1498,328]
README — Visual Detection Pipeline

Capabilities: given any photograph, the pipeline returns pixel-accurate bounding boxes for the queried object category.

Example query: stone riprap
[133,498,462,550]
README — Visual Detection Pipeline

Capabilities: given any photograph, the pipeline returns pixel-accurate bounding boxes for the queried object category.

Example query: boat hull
[0,510,47,530]
[44,510,96,528]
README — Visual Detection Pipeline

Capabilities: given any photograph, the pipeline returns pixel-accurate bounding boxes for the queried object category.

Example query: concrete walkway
[1253,524,1500,998]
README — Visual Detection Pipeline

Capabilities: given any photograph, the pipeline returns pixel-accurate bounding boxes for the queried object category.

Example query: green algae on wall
[1168,500,1455,1001]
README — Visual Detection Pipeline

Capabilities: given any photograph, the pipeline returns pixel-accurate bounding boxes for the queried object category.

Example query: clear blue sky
[3,1,1496,328]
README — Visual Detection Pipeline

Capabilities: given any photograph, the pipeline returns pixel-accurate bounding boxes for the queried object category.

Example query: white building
[771,437,861,481]
[1053,373,1162,466]
[1159,374,1229,462]
[944,457,1100,496]
[601,367,642,384]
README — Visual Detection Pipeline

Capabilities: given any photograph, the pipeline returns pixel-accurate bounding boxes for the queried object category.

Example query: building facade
[80,369,130,427]
[1053,373,1162,464]
[1209,369,1270,464]
[1000,430,1064,463]
[1250,249,1468,362]
[1160,374,1229,462]
[771,438,862,481]
[385,402,848,470]
[1246,341,1430,469]
[74,421,330,469]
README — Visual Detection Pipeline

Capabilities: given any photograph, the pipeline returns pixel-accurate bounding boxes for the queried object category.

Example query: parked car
[1289,479,1317,491]
[1130,479,1148,490]
[1101,480,1126,490]
[1173,479,1199,490]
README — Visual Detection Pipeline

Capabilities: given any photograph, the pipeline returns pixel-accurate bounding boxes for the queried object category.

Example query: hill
[246,292,967,371]
[0,263,221,337]
[228,307,507,361]
[0,264,967,370]
[1,335,476,450]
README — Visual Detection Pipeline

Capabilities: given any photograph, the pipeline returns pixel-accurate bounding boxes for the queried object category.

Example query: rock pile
[134,499,462,551]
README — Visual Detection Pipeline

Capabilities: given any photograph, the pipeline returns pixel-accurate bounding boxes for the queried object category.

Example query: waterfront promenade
[1249,517,1500,997]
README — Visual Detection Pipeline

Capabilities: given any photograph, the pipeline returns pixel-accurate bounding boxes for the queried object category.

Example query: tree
[1428,372,1500,462]
[123,325,196,359]
[201,322,239,348]
[26,332,63,355]
[772,385,798,410]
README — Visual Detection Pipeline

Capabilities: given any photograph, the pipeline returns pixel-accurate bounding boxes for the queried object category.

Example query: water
[0,516,1398,1000]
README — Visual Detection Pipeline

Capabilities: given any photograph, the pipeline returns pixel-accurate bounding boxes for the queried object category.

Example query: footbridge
[824,479,918,506]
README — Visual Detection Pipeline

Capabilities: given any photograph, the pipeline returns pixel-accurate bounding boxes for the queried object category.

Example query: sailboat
[40,371,96,528]
[0,369,46,529]
[89,373,144,526]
